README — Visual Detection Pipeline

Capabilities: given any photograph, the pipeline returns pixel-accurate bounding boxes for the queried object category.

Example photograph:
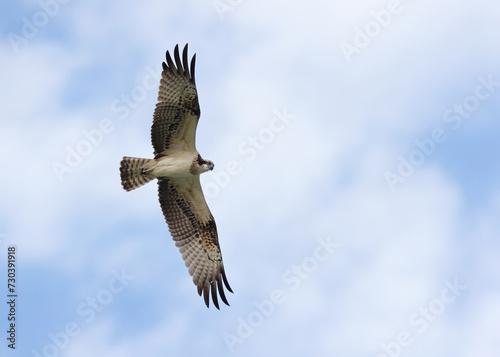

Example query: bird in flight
[120,44,232,309]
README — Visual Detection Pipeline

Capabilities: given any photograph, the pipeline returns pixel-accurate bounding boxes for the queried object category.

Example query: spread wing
[151,44,201,158]
[158,176,233,309]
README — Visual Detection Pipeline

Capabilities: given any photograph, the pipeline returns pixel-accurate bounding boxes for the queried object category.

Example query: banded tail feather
[120,157,156,191]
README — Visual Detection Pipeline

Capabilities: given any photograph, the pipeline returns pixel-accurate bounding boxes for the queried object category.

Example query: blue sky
[1,0,500,356]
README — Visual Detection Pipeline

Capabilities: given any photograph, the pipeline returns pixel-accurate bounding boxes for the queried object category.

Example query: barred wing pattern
[151,44,201,157]
[158,177,232,309]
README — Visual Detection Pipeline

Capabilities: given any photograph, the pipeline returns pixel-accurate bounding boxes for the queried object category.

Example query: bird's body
[153,151,208,177]
[150,152,197,177]
[119,44,232,309]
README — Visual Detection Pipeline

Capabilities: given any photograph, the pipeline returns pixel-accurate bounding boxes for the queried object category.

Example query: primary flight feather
[119,44,232,309]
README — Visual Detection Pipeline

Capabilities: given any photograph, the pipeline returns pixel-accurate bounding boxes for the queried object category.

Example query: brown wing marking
[151,105,186,157]
[158,177,232,309]
[151,44,200,157]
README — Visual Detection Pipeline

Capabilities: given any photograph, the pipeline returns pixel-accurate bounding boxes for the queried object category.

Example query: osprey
[120,44,232,309]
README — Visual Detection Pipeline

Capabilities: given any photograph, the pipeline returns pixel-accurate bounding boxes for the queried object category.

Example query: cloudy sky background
[1,0,500,356]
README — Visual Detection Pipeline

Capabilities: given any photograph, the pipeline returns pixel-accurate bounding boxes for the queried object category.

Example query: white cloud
[1,0,500,356]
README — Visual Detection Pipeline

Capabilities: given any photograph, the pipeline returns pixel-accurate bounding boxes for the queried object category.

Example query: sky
[1,0,500,356]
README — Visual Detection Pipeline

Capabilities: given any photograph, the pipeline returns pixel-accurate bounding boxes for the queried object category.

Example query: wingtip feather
[203,282,211,308]
[217,275,230,306]
[163,44,195,83]
[211,281,220,310]
[182,44,190,79]
[221,266,233,294]
[174,44,184,75]
[191,53,196,85]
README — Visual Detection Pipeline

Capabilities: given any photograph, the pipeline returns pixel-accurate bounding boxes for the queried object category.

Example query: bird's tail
[120,157,156,191]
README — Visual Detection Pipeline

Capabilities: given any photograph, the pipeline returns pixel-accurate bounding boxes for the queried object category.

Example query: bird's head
[203,160,215,172]
[195,154,214,173]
